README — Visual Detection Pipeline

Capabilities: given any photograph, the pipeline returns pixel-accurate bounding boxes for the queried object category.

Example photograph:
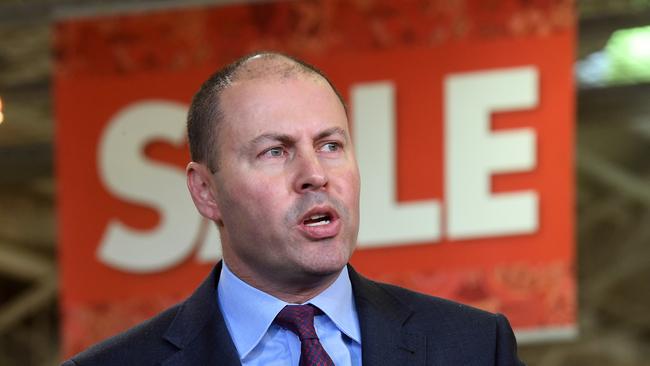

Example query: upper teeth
[305,214,330,226]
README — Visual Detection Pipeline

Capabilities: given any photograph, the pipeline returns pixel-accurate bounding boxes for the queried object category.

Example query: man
[63,52,524,365]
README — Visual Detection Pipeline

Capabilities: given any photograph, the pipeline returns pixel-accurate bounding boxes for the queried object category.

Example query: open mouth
[303,213,332,227]
[297,206,341,239]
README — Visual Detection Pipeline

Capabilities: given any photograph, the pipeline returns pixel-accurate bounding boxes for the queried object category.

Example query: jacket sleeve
[495,313,526,366]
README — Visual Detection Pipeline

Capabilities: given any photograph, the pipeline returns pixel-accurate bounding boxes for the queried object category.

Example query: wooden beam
[0,144,52,184]
[0,275,57,336]
[0,243,53,281]
[578,147,650,207]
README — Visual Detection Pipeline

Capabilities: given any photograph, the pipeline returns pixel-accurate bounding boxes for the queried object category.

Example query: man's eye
[320,142,341,152]
[263,147,285,158]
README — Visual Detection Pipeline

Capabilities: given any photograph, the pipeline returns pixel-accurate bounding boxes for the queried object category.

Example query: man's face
[212,74,360,287]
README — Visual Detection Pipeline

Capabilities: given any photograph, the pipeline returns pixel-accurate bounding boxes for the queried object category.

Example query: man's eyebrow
[248,127,348,146]
[249,133,295,146]
[315,127,348,143]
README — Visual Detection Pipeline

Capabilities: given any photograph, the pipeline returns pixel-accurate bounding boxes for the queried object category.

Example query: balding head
[187,52,345,171]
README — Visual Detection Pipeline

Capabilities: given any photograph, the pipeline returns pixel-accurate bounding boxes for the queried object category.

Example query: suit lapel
[161,262,241,366]
[349,266,426,366]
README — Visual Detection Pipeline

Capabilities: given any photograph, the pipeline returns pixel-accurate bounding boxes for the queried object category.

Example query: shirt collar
[308,266,361,344]
[217,262,360,359]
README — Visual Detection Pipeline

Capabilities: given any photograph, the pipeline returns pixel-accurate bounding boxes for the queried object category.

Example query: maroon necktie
[274,304,335,366]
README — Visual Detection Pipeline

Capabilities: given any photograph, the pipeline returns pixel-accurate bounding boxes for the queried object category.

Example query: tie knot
[274,304,321,340]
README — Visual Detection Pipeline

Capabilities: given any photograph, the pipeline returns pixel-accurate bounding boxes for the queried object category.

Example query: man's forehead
[218,75,349,142]
[221,68,338,118]
[221,74,330,116]
[215,55,348,139]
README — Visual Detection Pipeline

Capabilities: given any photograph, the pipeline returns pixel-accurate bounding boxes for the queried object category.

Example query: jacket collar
[161,262,241,366]
[348,265,427,366]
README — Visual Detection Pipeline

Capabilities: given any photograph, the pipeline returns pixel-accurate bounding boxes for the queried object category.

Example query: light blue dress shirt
[217,262,362,366]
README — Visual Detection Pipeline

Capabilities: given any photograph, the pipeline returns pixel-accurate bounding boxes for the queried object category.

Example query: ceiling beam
[0,0,260,25]
[0,144,52,184]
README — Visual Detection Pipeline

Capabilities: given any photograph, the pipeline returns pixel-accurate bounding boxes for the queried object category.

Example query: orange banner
[56,0,575,356]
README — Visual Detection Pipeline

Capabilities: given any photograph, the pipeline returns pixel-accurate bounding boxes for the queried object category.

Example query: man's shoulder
[377,280,493,315]
[353,273,524,365]
[63,303,182,366]
[359,275,510,335]
[359,272,498,315]
[62,265,228,366]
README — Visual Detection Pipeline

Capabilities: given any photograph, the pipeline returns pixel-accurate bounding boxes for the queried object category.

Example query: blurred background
[1,0,650,365]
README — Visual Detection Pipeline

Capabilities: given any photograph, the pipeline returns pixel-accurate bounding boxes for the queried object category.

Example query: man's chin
[299,259,348,280]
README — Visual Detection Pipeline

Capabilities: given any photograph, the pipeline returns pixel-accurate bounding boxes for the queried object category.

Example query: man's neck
[223,260,342,304]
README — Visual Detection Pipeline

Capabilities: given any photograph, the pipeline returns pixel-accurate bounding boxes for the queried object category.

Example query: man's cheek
[342,172,361,199]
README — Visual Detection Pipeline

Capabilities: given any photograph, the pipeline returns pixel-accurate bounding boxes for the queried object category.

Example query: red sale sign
[56,0,575,356]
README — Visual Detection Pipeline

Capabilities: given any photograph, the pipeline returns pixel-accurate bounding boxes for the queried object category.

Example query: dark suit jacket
[62,263,524,365]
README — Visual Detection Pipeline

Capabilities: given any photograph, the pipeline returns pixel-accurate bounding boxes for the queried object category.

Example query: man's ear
[186,162,222,223]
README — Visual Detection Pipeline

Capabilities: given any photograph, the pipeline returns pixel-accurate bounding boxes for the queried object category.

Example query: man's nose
[293,152,328,193]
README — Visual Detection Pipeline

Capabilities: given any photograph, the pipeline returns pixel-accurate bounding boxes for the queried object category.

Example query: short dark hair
[186,51,346,172]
